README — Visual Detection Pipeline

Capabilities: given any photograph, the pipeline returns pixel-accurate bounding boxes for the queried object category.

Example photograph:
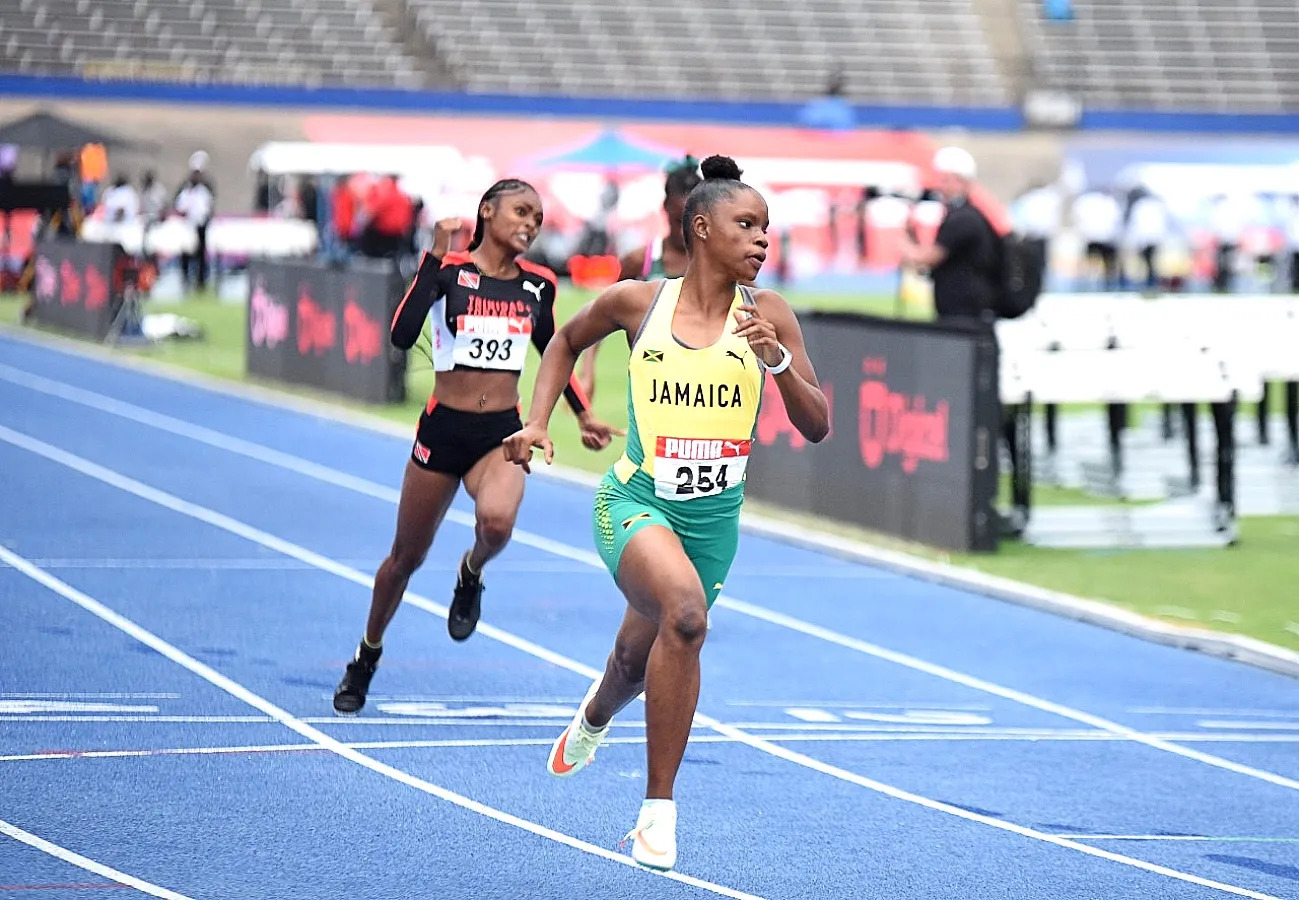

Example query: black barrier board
[28,239,124,340]
[748,312,1000,552]
[246,258,406,405]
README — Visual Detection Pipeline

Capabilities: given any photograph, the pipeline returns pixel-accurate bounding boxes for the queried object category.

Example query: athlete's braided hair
[469,178,536,251]
[681,155,748,250]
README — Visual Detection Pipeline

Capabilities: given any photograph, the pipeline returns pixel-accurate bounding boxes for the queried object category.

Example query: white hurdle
[994,293,1299,549]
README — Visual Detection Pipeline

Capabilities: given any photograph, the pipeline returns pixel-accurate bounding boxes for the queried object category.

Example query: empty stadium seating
[0,0,421,88]
[2,0,1297,110]
[0,0,1007,104]
[408,0,1007,105]
[1019,0,1297,111]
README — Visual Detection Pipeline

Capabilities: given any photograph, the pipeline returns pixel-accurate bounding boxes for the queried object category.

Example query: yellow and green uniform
[593,278,765,607]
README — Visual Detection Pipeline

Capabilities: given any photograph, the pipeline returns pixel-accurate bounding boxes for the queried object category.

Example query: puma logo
[522,281,544,302]
[724,349,746,368]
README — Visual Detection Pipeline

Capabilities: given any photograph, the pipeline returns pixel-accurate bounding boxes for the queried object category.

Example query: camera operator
[899,147,1000,326]
[900,146,1026,531]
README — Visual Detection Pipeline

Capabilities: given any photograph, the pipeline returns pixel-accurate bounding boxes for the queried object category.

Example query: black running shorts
[411,401,522,478]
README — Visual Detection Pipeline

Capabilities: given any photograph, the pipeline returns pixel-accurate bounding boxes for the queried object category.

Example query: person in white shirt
[1209,192,1262,293]
[175,167,215,292]
[1072,188,1123,290]
[1125,191,1171,291]
[1011,181,1065,455]
[100,175,139,225]
[1012,182,1062,281]
[140,171,167,226]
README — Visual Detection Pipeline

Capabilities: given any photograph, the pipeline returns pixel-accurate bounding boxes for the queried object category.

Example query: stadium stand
[0,0,1007,105]
[5,0,1297,111]
[1019,0,1292,111]
[408,0,1007,104]
[0,0,422,88]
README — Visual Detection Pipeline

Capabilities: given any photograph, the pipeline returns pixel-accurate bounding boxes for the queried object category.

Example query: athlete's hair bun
[700,155,743,182]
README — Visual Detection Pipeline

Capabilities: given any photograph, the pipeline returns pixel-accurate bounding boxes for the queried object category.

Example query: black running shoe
[333,650,379,715]
[448,554,484,642]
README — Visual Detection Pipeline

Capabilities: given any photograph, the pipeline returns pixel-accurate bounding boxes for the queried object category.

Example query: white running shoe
[623,799,677,871]
[547,678,609,777]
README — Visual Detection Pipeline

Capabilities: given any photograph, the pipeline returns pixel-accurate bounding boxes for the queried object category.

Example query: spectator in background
[1286,195,1299,294]
[1209,192,1255,293]
[855,186,873,263]
[1011,180,1061,286]
[254,166,271,215]
[0,144,16,262]
[140,171,167,227]
[407,195,426,257]
[360,174,413,260]
[100,174,139,224]
[899,146,1000,324]
[79,142,107,217]
[1072,187,1123,290]
[175,152,215,292]
[901,146,1024,530]
[331,175,356,259]
[1012,179,1064,454]
[1125,189,1171,291]
[298,175,319,228]
[48,150,82,237]
[575,174,619,257]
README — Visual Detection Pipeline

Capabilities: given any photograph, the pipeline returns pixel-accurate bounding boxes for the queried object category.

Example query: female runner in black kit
[334,178,621,715]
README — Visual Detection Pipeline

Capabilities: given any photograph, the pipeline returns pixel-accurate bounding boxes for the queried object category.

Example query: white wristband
[766,343,793,375]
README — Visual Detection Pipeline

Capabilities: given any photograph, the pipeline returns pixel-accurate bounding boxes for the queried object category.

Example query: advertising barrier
[748,312,1001,552]
[246,257,407,405]
[27,238,125,340]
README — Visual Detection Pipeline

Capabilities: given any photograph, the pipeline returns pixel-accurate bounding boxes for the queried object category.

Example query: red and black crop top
[390,250,589,414]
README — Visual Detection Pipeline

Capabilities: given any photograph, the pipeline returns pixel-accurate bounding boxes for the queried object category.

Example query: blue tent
[521,128,682,172]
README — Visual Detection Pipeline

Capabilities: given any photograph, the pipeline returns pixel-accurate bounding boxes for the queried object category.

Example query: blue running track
[1,333,1297,900]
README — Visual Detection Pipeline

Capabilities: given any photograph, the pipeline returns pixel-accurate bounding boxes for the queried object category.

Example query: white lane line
[0,693,181,700]
[716,596,1299,793]
[1130,709,1299,718]
[0,544,761,900]
[5,367,1295,794]
[1056,835,1299,844]
[725,701,993,709]
[0,557,889,578]
[0,558,603,573]
[9,730,1299,769]
[3,717,1298,744]
[0,716,277,723]
[1197,721,1299,731]
[1,546,760,896]
[0,817,194,899]
[0,428,1285,900]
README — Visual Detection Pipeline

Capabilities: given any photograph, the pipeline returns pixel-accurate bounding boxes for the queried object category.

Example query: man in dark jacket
[900,145,1000,325]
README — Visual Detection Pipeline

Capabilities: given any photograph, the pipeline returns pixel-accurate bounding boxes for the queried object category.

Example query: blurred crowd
[1010,180,1299,294]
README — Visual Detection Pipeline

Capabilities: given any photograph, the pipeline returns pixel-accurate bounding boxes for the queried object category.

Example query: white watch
[766,343,793,375]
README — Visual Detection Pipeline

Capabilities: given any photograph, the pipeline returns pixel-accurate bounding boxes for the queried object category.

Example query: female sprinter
[333,178,621,715]
[575,155,703,400]
[503,156,829,871]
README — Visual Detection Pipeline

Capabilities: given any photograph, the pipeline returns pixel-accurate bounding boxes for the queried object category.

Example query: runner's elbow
[802,419,830,444]
[390,326,416,350]
[796,403,831,443]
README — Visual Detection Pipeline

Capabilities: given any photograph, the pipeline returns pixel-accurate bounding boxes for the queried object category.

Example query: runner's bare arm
[576,248,647,399]
[527,281,648,424]
[738,289,829,442]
